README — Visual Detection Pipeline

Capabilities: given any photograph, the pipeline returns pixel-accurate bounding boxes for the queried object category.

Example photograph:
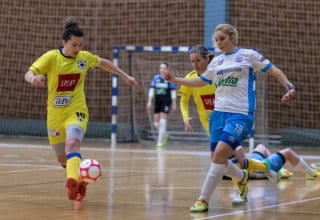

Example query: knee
[65,138,80,153]
[211,154,227,164]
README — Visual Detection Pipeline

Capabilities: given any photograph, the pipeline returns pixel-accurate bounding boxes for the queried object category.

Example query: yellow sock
[246,158,267,172]
[228,155,241,188]
[66,152,82,181]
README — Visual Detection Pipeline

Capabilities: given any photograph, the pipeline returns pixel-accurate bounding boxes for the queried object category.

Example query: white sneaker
[232,191,247,205]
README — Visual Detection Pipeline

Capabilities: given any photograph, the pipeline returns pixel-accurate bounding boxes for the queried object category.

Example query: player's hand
[184,118,193,132]
[162,69,175,82]
[31,75,46,87]
[125,76,140,90]
[282,89,295,106]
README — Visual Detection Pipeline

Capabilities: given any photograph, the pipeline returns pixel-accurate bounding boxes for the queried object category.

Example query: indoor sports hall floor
[0,137,320,220]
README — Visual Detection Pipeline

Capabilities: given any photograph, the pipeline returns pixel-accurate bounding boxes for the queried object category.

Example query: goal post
[110,45,258,150]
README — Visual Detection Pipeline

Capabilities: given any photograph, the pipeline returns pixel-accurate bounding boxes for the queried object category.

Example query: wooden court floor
[0,138,320,220]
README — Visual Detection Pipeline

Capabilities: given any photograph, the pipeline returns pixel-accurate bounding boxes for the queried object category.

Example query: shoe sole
[66,178,79,200]
[76,182,89,201]
[190,208,208,213]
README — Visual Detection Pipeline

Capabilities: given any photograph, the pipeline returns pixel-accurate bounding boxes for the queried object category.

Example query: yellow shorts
[199,114,210,135]
[47,110,89,145]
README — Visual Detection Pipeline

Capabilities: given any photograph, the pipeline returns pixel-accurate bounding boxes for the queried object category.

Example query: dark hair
[62,17,84,41]
[190,45,214,62]
[160,62,169,68]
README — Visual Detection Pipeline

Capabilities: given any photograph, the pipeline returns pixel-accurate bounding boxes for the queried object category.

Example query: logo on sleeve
[260,56,266,62]
[57,73,80,92]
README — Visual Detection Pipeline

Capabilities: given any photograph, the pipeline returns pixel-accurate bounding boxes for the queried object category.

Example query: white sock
[158,118,167,143]
[224,160,244,180]
[293,158,314,174]
[199,163,225,202]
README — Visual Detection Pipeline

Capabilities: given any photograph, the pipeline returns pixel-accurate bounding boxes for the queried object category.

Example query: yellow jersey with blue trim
[29,48,100,113]
[178,70,216,133]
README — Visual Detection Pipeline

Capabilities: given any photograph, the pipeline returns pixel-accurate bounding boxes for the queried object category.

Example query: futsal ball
[79,159,102,183]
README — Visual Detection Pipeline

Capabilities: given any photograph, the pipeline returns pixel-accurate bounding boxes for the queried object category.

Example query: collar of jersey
[59,46,76,58]
[224,47,240,56]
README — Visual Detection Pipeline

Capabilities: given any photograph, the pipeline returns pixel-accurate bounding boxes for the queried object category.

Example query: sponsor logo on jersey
[235,56,243,62]
[155,82,169,89]
[53,96,72,106]
[57,73,80,92]
[218,58,224,65]
[77,60,86,69]
[200,94,215,110]
[217,76,239,87]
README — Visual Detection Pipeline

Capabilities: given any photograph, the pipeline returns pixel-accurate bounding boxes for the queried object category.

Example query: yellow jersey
[29,48,100,115]
[178,70,216,133]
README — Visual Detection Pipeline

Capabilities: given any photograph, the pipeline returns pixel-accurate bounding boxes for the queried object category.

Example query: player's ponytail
[62,17,84,41]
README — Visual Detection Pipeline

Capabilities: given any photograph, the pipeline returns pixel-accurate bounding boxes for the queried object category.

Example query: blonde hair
[214,24,239,45]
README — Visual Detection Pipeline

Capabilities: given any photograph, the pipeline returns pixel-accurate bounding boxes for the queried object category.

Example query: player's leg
[51,143,66,168]
[190,112,250,212]
[157,112,168,146]
[64,112,88,200]
[65,126,83,200]
[252,144,292,179]
[244,144,272,174]
[153,113,160,130]
[279,148,320,179]
[157,101,170,148]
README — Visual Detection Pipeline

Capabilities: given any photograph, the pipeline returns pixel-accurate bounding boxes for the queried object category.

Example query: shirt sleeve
[200,59,216,84]
[85,51,100,69]
[29,51,53,75]
[250,50,273,73]
[178,85,192,122]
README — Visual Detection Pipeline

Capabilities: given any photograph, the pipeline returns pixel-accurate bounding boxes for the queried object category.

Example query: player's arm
[147,87,154,110]
[98,58,140,90]
[267,65,295,106]
[163,69,207,87]
[24,70,45,87]
[179,87,193,131]
[170,89,177,112]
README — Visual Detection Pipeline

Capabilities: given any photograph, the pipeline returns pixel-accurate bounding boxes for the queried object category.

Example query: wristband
[285,82,294,92]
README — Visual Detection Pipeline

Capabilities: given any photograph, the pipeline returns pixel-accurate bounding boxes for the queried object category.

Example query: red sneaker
[76,181,89,201]
[66,178,79,200]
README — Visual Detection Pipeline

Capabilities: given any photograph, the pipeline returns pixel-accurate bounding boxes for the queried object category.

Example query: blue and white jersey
[200,48,272,115]
[150,74,176,97]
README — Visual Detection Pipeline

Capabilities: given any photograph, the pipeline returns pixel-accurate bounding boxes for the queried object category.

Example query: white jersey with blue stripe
[200,48,272,115]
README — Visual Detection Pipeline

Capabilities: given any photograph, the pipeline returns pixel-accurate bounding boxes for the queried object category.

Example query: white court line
[1,143,320,159]
[0,143,210,156]
[199,197,320,219]
[0,163,61,174]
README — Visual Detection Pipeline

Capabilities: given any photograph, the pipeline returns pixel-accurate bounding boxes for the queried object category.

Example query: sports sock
[66,152,82,181]
[246,158,268,172]
[293,158,314,174]
[199,163,225,202]
[158,118,167,143]
[224,160,244,180]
